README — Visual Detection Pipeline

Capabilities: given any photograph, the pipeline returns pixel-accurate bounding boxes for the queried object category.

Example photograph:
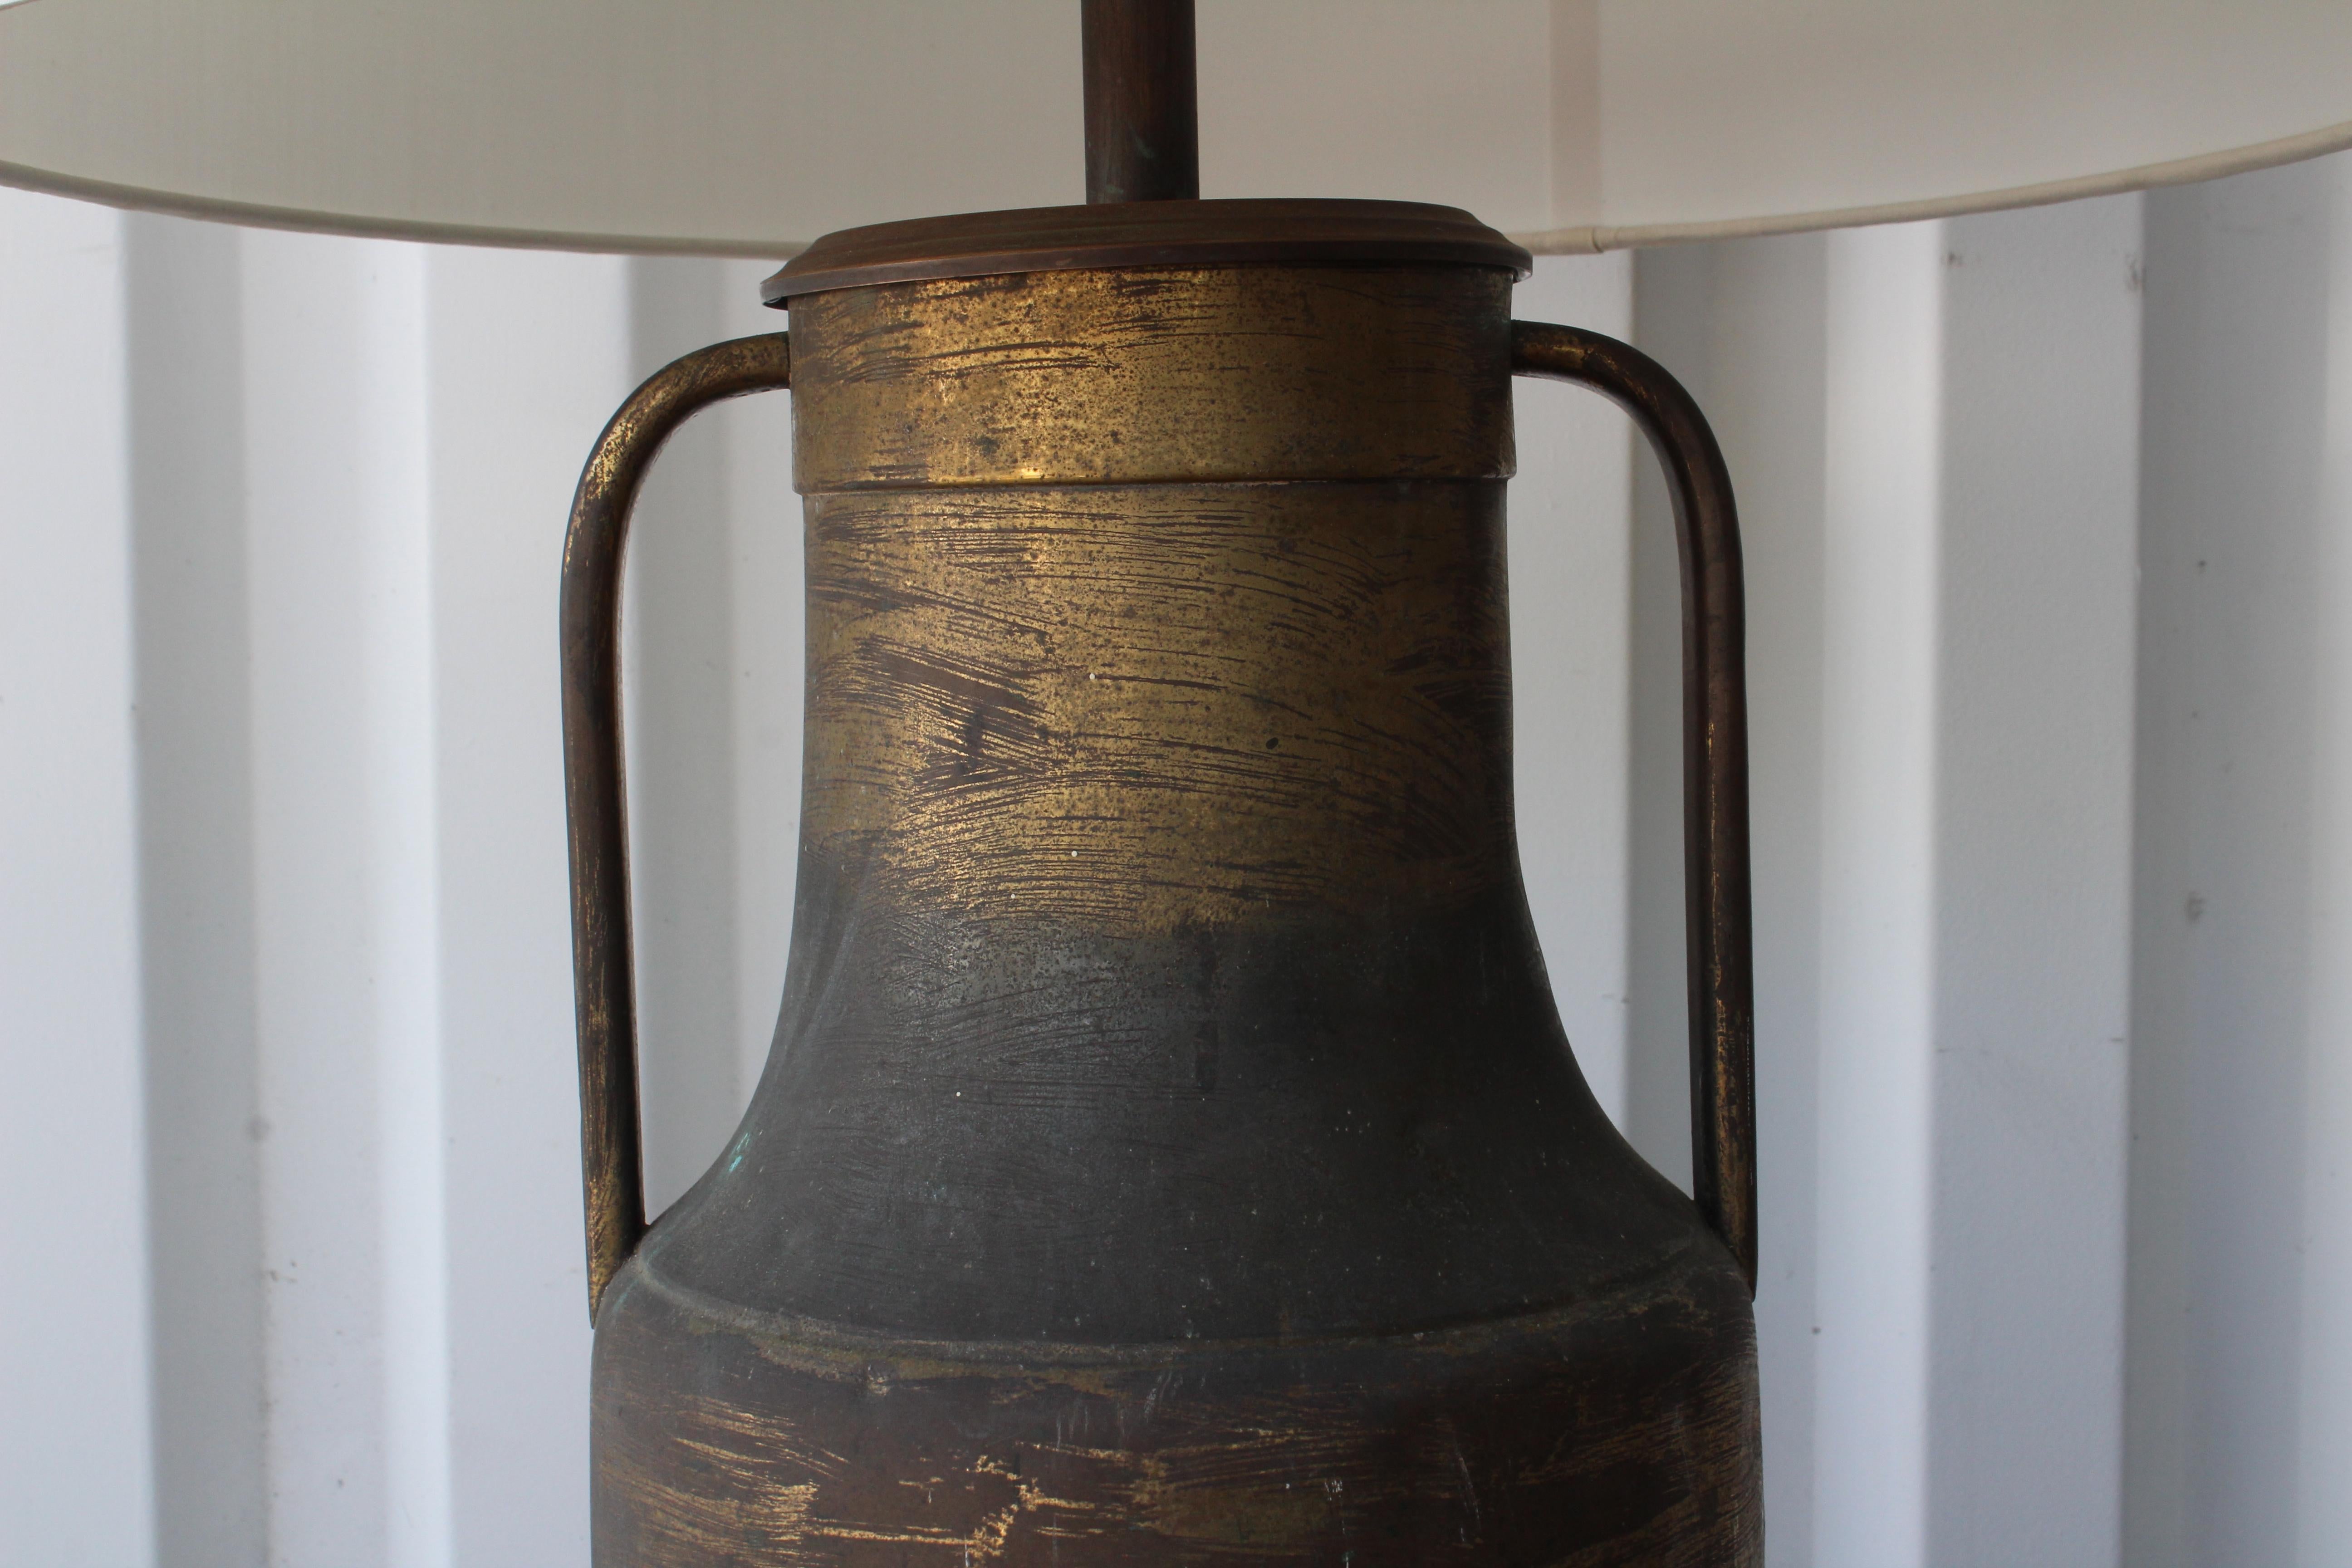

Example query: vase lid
[762,197,1533,305]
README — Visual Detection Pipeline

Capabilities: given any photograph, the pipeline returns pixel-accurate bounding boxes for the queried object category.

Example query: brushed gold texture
[593,1254,1761,1566]
[786,264,1515,490]
[801,480,1514,939]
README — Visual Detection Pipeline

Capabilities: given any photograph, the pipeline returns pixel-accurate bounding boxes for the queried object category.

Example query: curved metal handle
[561,333,792,1322]
[1513,320,1757,1293]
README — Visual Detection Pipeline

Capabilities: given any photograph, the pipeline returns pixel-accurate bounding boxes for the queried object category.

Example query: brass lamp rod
[1082,0,1199,202]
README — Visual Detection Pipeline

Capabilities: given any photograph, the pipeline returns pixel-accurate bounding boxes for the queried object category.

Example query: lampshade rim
[0,157,815,261]
[1524,116,2352,255]
[10,115,2352,262]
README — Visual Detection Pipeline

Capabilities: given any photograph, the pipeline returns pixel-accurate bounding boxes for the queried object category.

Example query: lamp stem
[1082,0,1199,202]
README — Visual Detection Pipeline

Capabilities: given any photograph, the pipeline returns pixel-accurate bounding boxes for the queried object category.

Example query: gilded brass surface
[563,253,1760,1563]
[802,481,1512,937]
[787,265,1513,489]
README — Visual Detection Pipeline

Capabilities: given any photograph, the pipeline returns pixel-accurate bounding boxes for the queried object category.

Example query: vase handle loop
[1512,321,1757,1294]
[560,333,793,1323]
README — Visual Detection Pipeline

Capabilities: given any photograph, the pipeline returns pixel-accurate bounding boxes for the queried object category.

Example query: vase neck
[799,477,1521,939]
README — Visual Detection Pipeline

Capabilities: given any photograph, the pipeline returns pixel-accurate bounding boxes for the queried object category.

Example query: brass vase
[561,198,1759,1564]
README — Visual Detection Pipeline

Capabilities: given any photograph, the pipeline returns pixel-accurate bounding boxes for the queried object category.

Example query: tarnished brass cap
[761,197,1533,304]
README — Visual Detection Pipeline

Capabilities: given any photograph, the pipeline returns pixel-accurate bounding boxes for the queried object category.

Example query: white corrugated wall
[3,153,2349,1566]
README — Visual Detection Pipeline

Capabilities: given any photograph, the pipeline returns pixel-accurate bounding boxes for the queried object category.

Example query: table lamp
[9,3,2347,1563]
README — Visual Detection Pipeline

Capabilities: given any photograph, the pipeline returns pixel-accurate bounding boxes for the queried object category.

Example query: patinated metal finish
[561,331,794,1314]
[758,197,1533,304]
[561,206,1759,1562]
[1511,322,1758,1282]
[785,262,1513,492]
[596,1267,1755,1563]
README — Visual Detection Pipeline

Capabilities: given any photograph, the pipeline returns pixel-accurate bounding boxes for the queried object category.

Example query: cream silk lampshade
[3,0,2351,254]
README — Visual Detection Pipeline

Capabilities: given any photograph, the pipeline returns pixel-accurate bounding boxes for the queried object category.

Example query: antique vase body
[576,205,1760,1565]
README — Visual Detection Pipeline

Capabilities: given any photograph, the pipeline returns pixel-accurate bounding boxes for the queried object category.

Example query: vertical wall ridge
[0,185,158,1568]
[126,209,270,1568]
[362,239,452,1568]
[2127,156,2347,1567]
[1925,195,2141,1568]
[1811,216,1945,1568]
[2295,149,2352,1565]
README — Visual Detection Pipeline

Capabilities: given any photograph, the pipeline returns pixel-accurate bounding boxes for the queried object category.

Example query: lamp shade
[3,0,2349,255]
